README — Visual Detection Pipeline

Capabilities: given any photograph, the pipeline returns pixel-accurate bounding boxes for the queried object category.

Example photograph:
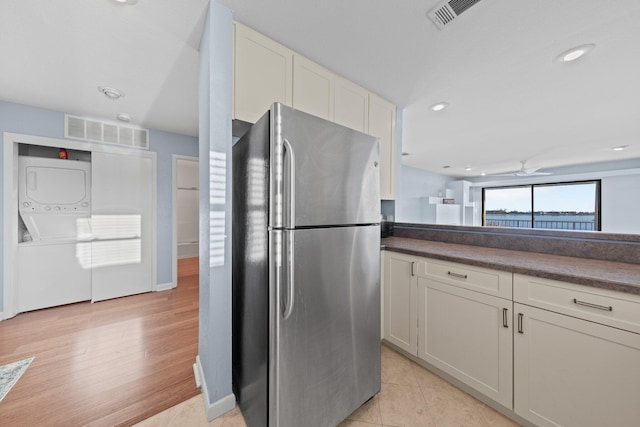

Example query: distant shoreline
[486,211,594,216]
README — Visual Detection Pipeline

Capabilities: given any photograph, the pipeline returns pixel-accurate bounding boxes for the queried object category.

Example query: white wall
[601,173,640,234]
[395,165,456,223]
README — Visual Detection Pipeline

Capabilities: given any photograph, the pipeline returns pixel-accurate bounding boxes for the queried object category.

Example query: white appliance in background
[17,155,93,312]
[16,152,154,312]
[18,156,91,242]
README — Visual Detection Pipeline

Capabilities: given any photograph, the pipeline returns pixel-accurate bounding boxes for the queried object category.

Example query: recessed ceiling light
[464,167,472,171]
[112,0,138,4]
[612,145,628,151]
[558,44,595,62]
[431,102,448,112]
[98,86,124,100]
[480,172,487,176]
[116,113,131,122]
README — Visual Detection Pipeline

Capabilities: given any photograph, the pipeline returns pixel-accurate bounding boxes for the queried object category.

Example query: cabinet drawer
[420,258,512,300]
[514,274,640,334]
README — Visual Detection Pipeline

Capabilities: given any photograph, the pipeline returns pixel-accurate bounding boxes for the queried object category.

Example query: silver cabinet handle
[410,261,416,277]
[502,308,509,328]
[573,298,612,311]
[517,313,524,334]
[447,271,467,279]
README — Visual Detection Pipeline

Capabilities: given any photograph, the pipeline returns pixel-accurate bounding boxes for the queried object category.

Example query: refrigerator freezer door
[272,225,381,427]
[270,103,380,228]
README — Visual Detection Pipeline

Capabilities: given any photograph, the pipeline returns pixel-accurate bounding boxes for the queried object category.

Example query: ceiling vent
[64,114,149,149]
[427,0,483,30]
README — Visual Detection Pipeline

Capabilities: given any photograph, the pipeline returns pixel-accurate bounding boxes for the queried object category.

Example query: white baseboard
[154,282,176,292]
[193,355,236,421]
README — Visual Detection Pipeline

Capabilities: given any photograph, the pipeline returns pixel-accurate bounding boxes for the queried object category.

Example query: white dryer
[18,156,91,241]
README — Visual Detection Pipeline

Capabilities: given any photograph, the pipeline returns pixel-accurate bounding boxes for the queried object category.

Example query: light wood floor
[0,259,200,427]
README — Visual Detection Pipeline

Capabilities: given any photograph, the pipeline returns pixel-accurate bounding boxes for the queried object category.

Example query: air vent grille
[449,0,481,15]
[427,0,483,30]
[64,114,149,149]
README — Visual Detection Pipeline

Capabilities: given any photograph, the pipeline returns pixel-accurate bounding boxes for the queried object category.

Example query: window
[483,181,600,231]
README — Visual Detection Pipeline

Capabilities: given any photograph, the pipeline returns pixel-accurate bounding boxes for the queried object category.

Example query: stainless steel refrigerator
[232,103,381,427]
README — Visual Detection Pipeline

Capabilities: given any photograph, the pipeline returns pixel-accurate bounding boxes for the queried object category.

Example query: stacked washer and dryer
[17,153,94,312]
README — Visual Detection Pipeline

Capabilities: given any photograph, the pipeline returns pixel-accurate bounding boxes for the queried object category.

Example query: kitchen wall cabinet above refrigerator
[232,22,397,200]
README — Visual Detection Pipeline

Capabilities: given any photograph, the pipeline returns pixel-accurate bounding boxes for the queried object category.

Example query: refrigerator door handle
[282,230,295,320]
[283,138,296,228]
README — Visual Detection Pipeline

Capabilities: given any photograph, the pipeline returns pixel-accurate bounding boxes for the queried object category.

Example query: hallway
[0,262,199,426]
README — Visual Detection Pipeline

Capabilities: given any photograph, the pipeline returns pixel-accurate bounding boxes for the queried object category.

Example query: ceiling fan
[492,160,552,177]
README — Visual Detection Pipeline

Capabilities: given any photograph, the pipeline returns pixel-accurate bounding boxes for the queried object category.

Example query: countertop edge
[381,238,640,296]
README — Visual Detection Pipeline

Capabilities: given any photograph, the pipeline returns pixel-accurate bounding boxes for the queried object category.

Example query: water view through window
[483,181,600,231]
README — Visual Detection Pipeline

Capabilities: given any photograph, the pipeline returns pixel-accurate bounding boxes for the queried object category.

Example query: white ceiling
[2,0,640,178]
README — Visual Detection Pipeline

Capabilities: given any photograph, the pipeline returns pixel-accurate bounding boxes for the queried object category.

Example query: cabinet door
[334,77,369,133]
[292,54,334,121]
[368,94,396,200]
[234,23,293,123]
[418,278,513,408]
[383,251,418,355]
[18,243,91,312]
[91,152,154,302]
[514,303,640,427]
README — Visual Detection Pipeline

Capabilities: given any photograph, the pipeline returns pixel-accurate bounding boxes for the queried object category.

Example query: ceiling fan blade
[515,171,552,176]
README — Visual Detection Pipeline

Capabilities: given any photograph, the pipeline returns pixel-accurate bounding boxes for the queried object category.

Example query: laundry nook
[10,135,156,314]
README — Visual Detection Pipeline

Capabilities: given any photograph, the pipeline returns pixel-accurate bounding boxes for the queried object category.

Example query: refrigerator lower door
[271,225,381,427]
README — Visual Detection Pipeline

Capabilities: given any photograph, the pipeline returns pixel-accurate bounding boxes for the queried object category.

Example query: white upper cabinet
[368,94,397,200]
[292,55,334,121]
[233,22,293,123]
[334,77,369,133]
[233,22,397,200]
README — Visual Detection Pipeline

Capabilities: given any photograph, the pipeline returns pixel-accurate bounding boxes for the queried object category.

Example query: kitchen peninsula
[381,223,640,427]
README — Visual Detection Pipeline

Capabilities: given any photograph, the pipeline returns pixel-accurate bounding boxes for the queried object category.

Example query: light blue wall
[198,1,234,415]
[149,129,199,285]
[0,101,198,312]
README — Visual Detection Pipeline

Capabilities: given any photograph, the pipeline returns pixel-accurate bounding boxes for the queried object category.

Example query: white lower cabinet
[383,251,640,426]
[513,274,640,427]
[383,251,418,355]
[418,277,513,408]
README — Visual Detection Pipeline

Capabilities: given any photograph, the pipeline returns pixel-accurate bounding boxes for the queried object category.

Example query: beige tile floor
[134,344,520,427]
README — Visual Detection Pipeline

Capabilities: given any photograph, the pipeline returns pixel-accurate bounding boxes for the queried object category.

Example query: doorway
[173,156,199,283]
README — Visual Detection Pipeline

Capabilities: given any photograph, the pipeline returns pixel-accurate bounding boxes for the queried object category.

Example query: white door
[418,278,513,408]
[292,54,334,121]
[234,22,293,123]
[383,251,418,355]
[514,303,640,427]
[91,152,154,302]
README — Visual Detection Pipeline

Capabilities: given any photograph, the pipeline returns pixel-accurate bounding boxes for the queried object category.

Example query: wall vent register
[65,114,149,149]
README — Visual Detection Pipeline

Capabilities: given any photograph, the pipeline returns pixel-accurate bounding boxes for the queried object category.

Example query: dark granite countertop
[382,237,640,296]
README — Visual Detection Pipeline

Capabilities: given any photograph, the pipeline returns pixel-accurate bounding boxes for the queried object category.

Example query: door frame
[2,132,157,319]
[172,154,199,288]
